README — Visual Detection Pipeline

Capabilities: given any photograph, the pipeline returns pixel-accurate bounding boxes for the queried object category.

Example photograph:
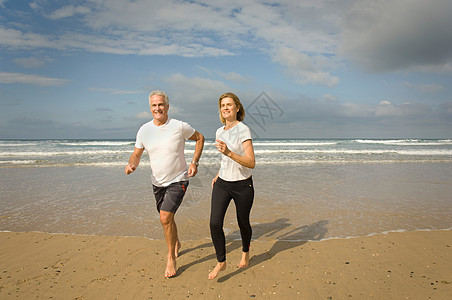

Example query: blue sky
[1,0,451,139]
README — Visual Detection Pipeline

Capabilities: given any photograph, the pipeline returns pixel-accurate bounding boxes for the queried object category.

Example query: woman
[208,92,255,280]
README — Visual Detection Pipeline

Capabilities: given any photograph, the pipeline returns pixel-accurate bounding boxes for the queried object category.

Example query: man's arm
[125,147,144,175]
[187,130,205,177]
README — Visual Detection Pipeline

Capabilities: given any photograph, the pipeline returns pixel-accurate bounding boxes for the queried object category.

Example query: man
[125,90,205,278]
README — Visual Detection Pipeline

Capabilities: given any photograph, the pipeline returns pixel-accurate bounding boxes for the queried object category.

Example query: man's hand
[125,164,136,175]
[187,163,198,177]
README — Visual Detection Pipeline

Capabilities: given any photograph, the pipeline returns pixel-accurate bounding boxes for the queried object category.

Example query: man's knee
[160,211,175,226]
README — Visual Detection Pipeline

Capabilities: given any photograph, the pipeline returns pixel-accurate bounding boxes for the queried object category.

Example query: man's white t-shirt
[216,122,253,181]
[135,118,195,187]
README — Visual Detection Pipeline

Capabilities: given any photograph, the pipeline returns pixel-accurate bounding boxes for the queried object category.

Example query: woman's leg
[209,180,232,263]
[232,178,254,263]
[209,180,232,279]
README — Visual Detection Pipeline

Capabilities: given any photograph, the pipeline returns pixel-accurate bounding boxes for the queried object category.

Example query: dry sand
[1,230,451,299]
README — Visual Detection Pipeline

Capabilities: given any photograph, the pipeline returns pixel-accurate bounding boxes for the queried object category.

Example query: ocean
[1,138,451,241]
[1,138,452,167]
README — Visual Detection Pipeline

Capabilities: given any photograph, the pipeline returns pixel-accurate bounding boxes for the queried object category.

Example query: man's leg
[155,181,187,278]
[160,210,179,278]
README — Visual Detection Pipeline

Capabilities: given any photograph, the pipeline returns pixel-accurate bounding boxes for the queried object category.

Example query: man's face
[149,94,169,121]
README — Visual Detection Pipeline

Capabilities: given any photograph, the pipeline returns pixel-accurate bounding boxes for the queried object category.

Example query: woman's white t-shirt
[135,118,195,186]
[216,122,253,181]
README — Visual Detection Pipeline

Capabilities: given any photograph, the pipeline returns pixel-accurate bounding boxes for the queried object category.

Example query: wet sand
[1,164,451,241]
[1,230,451,299]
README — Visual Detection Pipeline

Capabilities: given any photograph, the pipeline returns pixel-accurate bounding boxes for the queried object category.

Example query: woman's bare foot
[208,262,226,279]
[238,251,250,268]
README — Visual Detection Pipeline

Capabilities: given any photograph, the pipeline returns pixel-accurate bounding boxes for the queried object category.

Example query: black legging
[210,176,254,262]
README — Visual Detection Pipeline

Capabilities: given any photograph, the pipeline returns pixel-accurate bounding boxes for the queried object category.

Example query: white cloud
[217,71,251,83]
[81,0,235,32]
[321,94,338,103]
[271,46,339,86]
[0,25,232,57]
[13,57,47,68]
[376,101,431,118]
[3,0,450,100]
[238,2,339,55]
[0,72,69,86]
[2,1,343,85]
[403,81,445,93]
[89,87,142,95]
[164,73,229,103]
[277,94,437,128]
[46,5,90,20]
[95,107,113,112]
[136,111,151,119]
[340,0,452,72]
[0,26,54,49]
[339,102,375,118]
[168,105,183,116]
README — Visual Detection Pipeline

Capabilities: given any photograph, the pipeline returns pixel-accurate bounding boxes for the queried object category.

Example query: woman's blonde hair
[218,92,245,124]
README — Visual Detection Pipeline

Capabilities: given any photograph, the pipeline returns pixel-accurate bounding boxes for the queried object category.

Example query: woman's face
[220,97,239,122]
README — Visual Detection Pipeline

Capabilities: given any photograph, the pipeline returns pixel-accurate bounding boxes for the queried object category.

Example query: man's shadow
[177,218,328,281]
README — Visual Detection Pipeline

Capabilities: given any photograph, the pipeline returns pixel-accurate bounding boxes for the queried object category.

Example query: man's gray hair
[149,90,169,105]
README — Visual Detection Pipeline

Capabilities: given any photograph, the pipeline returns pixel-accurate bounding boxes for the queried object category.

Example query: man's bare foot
[208,262,226,279]
[175,240,181,258]
[165,258,177,278]
[238,251,250,268]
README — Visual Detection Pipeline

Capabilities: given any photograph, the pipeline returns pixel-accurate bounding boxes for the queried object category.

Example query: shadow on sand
[177,218,328,281]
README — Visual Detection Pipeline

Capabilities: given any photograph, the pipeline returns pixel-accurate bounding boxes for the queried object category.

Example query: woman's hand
[215,139,230,157]
[211,174,219,188]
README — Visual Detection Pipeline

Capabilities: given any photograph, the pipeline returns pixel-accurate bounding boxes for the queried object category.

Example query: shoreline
[1,229,451,299]
[2,159,452,169]
[2,227,452,242]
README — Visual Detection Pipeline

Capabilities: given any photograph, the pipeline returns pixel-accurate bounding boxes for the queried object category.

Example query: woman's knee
[210,219,223,231]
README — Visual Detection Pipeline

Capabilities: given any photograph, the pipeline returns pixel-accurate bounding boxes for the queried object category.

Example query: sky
[1,0,451,139]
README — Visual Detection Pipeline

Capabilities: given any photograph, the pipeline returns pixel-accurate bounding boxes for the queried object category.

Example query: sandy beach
[1,230,451,299]
[1,142,451,299]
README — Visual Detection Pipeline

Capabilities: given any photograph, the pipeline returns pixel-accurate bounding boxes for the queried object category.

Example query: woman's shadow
[177,218,328,281]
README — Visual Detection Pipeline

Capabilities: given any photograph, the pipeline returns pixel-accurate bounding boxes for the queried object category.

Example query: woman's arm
[215,139,255,169]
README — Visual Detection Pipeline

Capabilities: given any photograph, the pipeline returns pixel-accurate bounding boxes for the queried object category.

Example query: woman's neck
[224,119,239,130]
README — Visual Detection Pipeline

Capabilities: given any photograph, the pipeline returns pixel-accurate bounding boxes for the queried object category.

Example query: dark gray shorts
[152,180,189,213]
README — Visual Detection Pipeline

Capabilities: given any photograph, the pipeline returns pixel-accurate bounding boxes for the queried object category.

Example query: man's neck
[153,116,169,126]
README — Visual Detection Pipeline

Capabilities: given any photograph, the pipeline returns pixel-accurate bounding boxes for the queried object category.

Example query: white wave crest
[0,150,132,157]
[59,141,133,146]
[356,139,452,146]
